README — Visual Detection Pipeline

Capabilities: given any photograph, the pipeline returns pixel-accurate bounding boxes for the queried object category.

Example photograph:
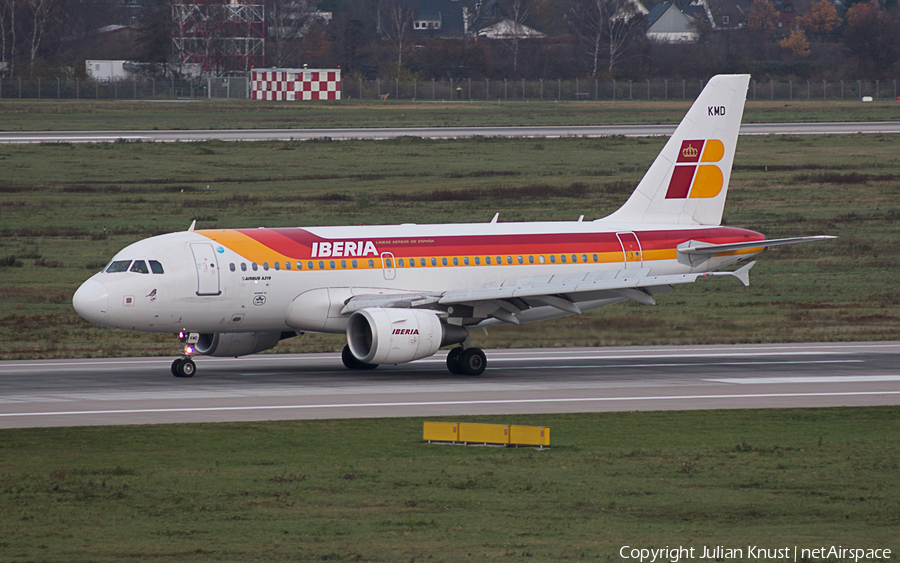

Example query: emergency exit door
[616,232,643,268]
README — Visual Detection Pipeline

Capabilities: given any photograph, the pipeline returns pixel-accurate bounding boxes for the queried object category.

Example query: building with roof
[476,19,545,39]
[402,0,467,36]
[646,3,701,42]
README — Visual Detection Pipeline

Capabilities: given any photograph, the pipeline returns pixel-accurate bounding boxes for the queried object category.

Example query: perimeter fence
[1,76,898,102]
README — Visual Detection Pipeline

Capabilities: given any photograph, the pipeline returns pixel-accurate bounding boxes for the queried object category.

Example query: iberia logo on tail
[665,139,725,199]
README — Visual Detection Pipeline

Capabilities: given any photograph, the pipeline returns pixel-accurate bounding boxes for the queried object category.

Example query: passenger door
[190,243,221,296]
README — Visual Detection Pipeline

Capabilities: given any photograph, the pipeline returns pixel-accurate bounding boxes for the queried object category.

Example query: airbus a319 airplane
[73,74,832,377]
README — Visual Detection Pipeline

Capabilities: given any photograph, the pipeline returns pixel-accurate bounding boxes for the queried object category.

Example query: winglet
[188,220,196,232]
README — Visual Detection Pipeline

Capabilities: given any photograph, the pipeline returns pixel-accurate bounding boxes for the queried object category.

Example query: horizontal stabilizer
[701,261,755,287]
[679,235,836,256]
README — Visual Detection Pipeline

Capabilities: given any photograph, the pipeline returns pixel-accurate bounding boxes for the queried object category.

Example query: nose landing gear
[172,331,199,378]
[172,357,196,378]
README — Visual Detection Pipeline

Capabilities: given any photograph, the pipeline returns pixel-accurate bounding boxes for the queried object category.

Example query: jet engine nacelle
[347,308,468,365]
[195,331,282,357]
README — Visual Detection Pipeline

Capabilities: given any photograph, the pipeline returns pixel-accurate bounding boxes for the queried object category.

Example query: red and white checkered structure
[251,68,342,101]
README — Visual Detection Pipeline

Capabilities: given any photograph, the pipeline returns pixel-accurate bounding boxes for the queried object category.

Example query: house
[697,0,754,29]
[646,3,701,42]
[401,0,467,36]
[476,19,545,39]
[776,0,799,30]
[62,25,144,62]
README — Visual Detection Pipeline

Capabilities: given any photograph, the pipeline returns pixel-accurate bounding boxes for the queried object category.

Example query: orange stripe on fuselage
[195,227,765,271]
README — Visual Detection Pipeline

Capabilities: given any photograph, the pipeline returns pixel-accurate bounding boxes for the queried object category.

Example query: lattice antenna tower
[173,0,265,74]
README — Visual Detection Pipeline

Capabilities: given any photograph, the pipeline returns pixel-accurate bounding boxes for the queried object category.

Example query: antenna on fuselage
[188,220,196,232]
[490,213,499,224]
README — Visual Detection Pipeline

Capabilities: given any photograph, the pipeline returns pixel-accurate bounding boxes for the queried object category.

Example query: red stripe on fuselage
[232,227,764,258]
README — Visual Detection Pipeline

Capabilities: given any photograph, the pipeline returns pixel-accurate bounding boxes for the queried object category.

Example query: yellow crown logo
[682,146,699,158]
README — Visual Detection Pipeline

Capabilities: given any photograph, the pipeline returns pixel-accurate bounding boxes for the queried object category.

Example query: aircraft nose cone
[73,279,109,324]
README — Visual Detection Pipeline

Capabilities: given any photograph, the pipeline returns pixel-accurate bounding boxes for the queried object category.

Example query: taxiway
[2,122,900,144]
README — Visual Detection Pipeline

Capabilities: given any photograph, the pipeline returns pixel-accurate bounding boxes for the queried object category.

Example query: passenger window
[252,263,258,271]
[507,256,513,265]
[319,261,325,270]
[551,255,556,264]
[572,255,578,263]
[398,259,405,267]
[241,263,247,272]
[297,261,302,270]
[474,257,480,265]
[485,257,491,265]
[420,258,426,267]
[263,262,269,271]
[368,259,375,268]
[285,262,291,270]
[352,260,358,269]
[582,254,588,263]
[561,255,567,263]
[308,261,313,270]
[442,257,448,266]
[463,257,470,266]
[341,260,347,269]
[539,255,545,264]
[130,260,149,274]
[385,258,393,268]
[274,262,280,271]
[517,256,523,264]
[431,258,436,266]
[528,256,534,264]
[593,254,598,262]
[229,263,236,272]
[106,260,131,273]
[149,260,164,274]
[330,260,336,269]
[453,257,459,266]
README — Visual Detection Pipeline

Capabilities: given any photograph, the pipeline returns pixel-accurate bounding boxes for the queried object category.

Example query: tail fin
[600,74,750,226]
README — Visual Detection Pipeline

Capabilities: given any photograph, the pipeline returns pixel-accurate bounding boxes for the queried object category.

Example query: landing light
[184,345,194,355]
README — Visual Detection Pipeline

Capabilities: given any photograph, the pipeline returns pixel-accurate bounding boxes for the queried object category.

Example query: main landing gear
[341,345,379,370]
[446,346,487,376]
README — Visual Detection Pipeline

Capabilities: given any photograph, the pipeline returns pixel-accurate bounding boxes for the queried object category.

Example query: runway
[2,122,900,144]
[1,341,898,428]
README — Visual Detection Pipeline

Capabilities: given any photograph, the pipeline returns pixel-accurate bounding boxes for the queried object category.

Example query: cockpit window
[149,260,164,274]
[130,260,150,274]
[105,260,132,273]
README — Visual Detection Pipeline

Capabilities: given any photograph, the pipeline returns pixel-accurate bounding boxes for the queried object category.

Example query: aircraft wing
[341,261,756,320]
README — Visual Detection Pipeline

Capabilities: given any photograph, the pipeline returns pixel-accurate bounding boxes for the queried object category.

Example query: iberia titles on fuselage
[72,74,834,377]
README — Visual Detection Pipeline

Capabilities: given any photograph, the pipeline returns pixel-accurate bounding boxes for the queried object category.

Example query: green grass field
[2,408,899,562]
[1,104,899,562]
[1,133,898,359]
[1,98,900,131]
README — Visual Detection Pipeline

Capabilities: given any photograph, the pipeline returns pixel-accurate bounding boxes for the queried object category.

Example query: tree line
[0,0,898,81]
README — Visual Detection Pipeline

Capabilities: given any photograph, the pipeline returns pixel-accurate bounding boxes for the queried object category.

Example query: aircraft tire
[446,347,464,374]
[459,348,486,376]
[342,345,378,370]
[173,358,196,378]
